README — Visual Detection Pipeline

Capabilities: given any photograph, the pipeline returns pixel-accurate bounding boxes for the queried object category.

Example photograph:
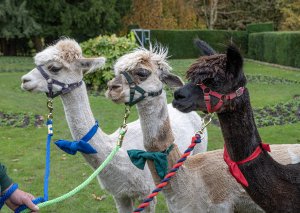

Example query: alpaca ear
[160,73,184,88]
[226,45,243,76]
[75,57,106,74]
[194,39,216,56]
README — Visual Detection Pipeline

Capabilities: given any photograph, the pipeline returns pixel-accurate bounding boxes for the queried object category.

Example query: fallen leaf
[92,194,106,201]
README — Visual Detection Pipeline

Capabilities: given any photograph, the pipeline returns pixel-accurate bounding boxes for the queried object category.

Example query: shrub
[248,31,300,68]
[80,33,138,90]
[246,22,274,34]
[150,29,248,59]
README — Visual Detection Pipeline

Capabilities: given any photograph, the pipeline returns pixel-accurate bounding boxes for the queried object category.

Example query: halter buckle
[235,87,244,97]
[62,87,72,94]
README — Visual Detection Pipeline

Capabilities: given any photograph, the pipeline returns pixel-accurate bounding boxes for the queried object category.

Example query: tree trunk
[33,37,43,52]
[8,39,17,56]
[203,0,218,29]
[0,38,5,55]
[1,38,17,56]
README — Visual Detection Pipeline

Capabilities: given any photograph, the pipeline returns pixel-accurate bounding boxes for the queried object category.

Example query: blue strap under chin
[54,121,99,155]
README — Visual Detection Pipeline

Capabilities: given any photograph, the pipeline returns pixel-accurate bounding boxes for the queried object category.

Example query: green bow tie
[127,144,174,179]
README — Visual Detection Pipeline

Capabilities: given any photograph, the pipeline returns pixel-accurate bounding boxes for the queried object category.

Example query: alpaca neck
[136,91,175,152]
[136,92,180,185]
[217,90,261,162]
[60,83,112,163]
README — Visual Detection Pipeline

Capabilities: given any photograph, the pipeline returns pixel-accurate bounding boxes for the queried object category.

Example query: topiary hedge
[248,31,300,68]
[150,29,248,59]
[246,22,274,34]
[80,33,138,90]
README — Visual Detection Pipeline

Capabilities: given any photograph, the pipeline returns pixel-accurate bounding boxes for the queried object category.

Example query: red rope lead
[133,135,202,213]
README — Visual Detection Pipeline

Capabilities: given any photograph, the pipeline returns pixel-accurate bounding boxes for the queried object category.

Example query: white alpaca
[106,46,300,212]
[21,38,207,213]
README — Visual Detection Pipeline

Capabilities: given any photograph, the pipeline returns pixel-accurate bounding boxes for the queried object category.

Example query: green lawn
[0,57,299,212]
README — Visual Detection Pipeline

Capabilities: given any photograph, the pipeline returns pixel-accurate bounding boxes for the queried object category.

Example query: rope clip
[47,99,54,119]
[117,106,131,147]
[196,113,214,138]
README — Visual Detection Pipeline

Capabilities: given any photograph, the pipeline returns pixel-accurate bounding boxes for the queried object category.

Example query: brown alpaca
[172,40,300,213]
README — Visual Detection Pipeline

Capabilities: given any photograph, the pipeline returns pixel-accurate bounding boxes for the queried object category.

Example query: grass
[0,57,299,212]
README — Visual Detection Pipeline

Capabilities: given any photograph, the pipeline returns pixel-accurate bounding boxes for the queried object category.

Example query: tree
[192,0,281,30]
[279,0,300,30]
[121,0,203,31]
[192,0,224,29]
[0,0,40,55]
[215,0,281,30]
[203,0,219,29]
[27,0,125,44]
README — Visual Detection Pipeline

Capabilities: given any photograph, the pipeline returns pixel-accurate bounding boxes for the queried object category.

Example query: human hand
[4,185,39,212]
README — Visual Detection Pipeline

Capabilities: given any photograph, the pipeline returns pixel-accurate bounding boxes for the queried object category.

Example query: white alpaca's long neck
[60,83,113,165]
[136,91,174,152]
[136,91,182,189]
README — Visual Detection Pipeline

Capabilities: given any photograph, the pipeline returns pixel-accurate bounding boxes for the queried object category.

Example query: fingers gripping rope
[133,135,202,213]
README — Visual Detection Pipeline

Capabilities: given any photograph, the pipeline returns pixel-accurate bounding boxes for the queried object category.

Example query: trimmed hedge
[150,30,248,59]
[246,22,274,34]
[248,32,300,68]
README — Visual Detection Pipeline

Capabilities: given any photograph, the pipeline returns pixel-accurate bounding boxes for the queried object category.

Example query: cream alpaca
[21,38,207,213]
[107,46,300,212]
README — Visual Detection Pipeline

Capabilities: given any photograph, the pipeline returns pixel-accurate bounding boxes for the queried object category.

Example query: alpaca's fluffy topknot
[34,38,82,67]
[114,45,171,75]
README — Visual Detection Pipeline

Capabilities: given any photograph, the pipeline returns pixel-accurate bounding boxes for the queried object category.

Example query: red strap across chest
[223,143,271,187]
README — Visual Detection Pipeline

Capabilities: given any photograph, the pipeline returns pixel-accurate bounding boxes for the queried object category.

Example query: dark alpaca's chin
[172,100,195,113]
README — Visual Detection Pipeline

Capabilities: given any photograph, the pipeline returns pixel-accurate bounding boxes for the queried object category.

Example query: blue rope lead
[44,119,53,201]
[14,198,44,213]
[14,119,53,213]
[0,183,19,209]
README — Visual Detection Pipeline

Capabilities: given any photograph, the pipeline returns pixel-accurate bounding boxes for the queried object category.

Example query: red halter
[198,83,245,113]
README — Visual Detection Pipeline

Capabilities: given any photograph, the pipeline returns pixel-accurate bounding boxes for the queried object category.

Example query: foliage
[191,0,281,30]
[26,0,124,43]
[80,33,138,90]
[151,29,248,59]
[254,99,300,127]
[222,0,281,30]
[0,112,43,128]
[246,22,275,34]
[192,0,223,29]
[248,31,300,68]
[121,0,204,33]
[0,0,40,55]
[279,0,300,31]
[0,0,40,39]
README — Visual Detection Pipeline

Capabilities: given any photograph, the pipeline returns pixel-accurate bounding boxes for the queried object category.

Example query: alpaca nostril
[110,84,122,90]
[174,90,186,100]
[22,78,31,84]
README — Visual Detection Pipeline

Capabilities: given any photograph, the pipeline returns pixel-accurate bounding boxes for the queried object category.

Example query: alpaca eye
[203,78,213,85]
[136,69,150,79]
[48,66,62,73]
